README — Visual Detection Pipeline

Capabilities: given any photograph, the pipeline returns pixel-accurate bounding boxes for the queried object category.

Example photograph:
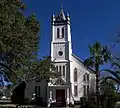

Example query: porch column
[66,88,70,105]
[70,84,74,105]
[53,88,56,102]
[50,90,52,99]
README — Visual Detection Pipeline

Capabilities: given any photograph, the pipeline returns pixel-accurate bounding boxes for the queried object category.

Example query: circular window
[58,51,63,56]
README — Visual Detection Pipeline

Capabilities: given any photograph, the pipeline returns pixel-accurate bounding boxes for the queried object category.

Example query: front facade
[47,8,96,106]
[25,8,96,106]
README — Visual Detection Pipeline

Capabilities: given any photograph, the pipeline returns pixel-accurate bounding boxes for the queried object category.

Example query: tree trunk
[95,63,100,106]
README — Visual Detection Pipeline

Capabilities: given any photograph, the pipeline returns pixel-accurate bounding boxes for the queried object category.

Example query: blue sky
[24,0,120,66]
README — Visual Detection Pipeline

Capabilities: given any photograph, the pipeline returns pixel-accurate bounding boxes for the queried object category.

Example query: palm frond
[116,57,120,60]
[84,58,94,67]
[103,69,120,82]
[103,48,111,62]
[104,76,120,84]
[93,41,102,54]
[112,62,120,69]
[88,45,94,56]
[87,42,111,65]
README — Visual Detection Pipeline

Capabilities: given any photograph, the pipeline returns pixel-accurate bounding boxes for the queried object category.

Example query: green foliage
[80,97,100,108]
[84,41,111,105]
[84,42,111,68]
[80,82,118,108]
[100,79,117,98]
[103,58,120,84]
[100,78,119,108]
[28,56,58,82]
[80,103,100,108]
[0,0,40,82]
[101,80,115,92]
[0,0,58,84]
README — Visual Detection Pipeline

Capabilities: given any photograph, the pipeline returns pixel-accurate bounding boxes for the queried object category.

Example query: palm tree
[84,41,111,105]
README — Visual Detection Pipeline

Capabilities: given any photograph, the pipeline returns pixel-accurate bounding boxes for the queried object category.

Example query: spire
[55,5,66,21]
[59,5,66,20]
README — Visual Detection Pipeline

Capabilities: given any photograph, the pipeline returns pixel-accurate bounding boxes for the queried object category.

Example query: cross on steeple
[60,4,63,10]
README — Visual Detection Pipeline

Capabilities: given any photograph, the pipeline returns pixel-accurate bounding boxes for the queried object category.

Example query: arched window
[83,74,86,81]
[87,74,89,81]
[83,85,86,96]
[87,85,89,93]
[83,85,89,96]
[74,68,77,82]
[62,27,64,38]
[83,73,89,82]
[57,28,59,38]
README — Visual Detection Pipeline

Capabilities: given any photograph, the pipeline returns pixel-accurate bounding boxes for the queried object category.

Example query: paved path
[0,104,79,108]
[0,104,80,108]
[0,104,36,108]
[0,100,80,108]
[0,99,11,103]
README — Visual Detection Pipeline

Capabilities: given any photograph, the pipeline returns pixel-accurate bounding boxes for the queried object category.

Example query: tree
[25,56,59,83]
[84,41,111,105]
[0,0,58,84]
[100,79,118,108]
[0,0,40,82]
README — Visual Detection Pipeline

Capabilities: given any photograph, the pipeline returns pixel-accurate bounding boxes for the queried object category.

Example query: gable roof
[72,53,95,74]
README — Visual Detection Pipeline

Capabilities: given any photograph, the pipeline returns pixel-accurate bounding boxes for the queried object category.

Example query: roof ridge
[72,53,95,73]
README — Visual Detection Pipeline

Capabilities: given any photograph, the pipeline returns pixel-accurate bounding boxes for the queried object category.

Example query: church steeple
[51,8,72,61]
[52,7,70,25]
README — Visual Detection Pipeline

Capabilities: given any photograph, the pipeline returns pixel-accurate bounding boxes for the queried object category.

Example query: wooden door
[56,89,66,106]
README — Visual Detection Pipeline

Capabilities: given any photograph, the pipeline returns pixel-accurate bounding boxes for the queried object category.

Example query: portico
[48,84,71,106]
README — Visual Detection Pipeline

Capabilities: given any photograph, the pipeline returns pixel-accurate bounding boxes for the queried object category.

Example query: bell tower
[51,8,72,62]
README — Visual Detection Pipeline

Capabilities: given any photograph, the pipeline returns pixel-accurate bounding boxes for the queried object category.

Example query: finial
[52,14,55,22]
[66,12,70,22]
[60,4,63,10]
[52,14,55,17]
[67,12,69,17]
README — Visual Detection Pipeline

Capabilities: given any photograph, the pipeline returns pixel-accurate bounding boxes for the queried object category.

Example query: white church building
[47,8,96,106]
[25,8,96,106]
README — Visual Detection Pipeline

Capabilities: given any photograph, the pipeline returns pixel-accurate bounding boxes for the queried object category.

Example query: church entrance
[56,89,66,106]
